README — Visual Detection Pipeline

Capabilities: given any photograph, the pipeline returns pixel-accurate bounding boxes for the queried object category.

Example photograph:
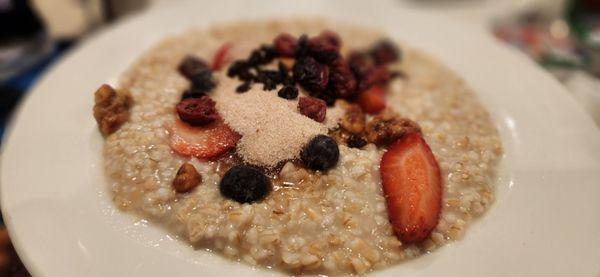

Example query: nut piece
[366,110,421,146]
[172,163,202,193]
[339,103,366,134]
[93,84,132,136]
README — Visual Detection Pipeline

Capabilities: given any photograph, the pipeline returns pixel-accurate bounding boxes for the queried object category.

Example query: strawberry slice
[169,118,240,159]
[356,86,386,114]
[211,42,233,71]
[380,132,442,244]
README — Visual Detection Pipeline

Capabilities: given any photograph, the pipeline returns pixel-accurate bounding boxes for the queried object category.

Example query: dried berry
[273,33,298,57]
[347,134,367,149]
[298,96,327,122]
[277,85,298,100]
[301,135,339,171]
[307,31,341,64]
[211,43,232,70]
[172,163,202,193]
[358,66,392,92]
[293,56,329,93]
[294,34,310,58]
[190,70,216,94]
[370,40,401,65]
[329,58,358,99]
[220,165,270,203]
[176,96,219,126]
[236,82,252,93]
[181,90,205,100]
[178,55,209,79]
[227,60,248,78]
[247,45,277,66]
[348,51,373,78]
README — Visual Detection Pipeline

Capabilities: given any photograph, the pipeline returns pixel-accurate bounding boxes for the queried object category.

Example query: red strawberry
[211,42,233,71]
[356,86,386,114]
[380,132,442,244]
[169,118,240,159]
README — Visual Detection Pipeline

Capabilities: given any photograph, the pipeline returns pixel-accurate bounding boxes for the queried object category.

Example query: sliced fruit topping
[356,86,386,114]
[169,119,240,159]
[220,165,271,203]
[211,42,233,70]
[301,135,339,171]
[380,132,442,244]
[172,163,202,193]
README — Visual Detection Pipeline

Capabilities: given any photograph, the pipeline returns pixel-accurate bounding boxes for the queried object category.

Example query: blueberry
[301,135,339,171]
[220,165,271,203]
[277,85,298,100]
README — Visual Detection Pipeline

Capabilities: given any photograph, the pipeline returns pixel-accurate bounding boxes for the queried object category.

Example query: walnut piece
[366,110,421,146]
[93,84,132,136]
[172,163,202,193]
[339,103,366,134]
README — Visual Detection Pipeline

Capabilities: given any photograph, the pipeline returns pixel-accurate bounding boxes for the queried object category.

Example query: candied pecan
[172,163,202,193]
[366,111,421,146]
[176,96,219,126]
[339,103,366,134]
[298,96,327,122]
[330,58,357,99]
[93,84,132,136]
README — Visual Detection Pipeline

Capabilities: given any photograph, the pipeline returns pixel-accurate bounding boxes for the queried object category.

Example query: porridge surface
[103,19,503,275]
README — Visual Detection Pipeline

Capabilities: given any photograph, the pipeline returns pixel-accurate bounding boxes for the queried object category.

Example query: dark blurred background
[0,0,599,275]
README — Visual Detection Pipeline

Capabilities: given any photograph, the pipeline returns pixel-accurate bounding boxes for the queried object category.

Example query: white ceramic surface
[2,1,600,276]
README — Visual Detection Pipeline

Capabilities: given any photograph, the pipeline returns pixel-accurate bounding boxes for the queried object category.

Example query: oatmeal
[100,19,502,275]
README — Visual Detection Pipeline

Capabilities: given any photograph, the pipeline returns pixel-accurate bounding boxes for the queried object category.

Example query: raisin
[178,55,209,79]
[176,96,219,126]
[370,39,401,65]
[298,96,327,122]
[348,51,373,78]
[190,70,216,94]
[172,163,202,193]
[273,33,298,57]
[227,60,248,77]
[346,134,367,149]
[307,31,341,64]
[277,85,298,100]
[181,90,205,100]
[247,45,276,66]
[358,66,392,92]
[236,82,252,93]
[293,56,329,93]
[329,58,358,99]
[294,34,310,58]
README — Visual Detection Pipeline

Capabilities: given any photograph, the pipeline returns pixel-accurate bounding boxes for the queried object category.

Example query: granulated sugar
[213,72,342,167]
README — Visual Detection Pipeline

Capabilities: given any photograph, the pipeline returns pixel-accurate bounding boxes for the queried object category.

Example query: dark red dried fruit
[190,70,216,94]
[348,51,373,78]
[211,43,232,70]
[370,40,400,65]
[329,58,357,99]
[293,56,329,93]
[273,33,298,57]
[358,66,392,92]
[181,90,205,100]
[277,85,298,100]
[298,96,327,122]
[176,96,219,126]
[178,55,209,79]
[307,31,341,64]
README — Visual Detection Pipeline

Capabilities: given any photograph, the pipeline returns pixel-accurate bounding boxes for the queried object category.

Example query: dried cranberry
[273,33,297,57]
[298,96,327,122]
[329,58,357,99]
[370,40,400,65]
[358,66,392,92]
[307,31,341,64]
[181,90,205,100]
[348,51,373,78]
[277,85,298,100]
[294,34,310,58]
[236,82,252,93]
[190,71,216,94]
[293,56,329,93]
[178,55,209,79]
[176,96,219,126]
